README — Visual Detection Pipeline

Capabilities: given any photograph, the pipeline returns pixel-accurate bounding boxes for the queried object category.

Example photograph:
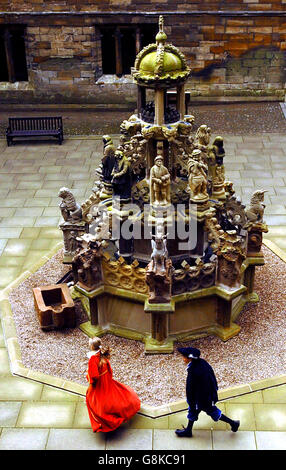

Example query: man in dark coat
[175,347,240,437]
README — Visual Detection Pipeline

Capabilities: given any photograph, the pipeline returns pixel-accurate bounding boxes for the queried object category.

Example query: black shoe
[175,426,193,438]
[219,413,240,432]
[231,420,240,432]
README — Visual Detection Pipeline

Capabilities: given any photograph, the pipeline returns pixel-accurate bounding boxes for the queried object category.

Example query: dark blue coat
[186,358,218,409]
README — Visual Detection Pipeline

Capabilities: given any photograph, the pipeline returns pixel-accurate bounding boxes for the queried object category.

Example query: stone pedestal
[243,264,259,303]
[59,221,89,263]
[144,300,175,353]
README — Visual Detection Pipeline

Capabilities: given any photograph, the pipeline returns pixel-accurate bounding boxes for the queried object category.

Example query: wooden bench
[6,116,64,146]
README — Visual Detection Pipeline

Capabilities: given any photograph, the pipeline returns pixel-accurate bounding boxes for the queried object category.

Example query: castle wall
[0,2,285,104]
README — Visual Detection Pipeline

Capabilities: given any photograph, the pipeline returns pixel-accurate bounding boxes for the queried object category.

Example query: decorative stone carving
[172,257,216,295]
[194,124,211,164]
[132,178,150,207]
[223,194,247,230]
[99,135,116,198]
[150,224,168,274]
[146,224,173,303]
[102,253,148,294]
[244,190,268,257]
[81,189,101,224]
[247,224,269,257]
[212,164,226,199]
[51,17,269,351]
[58,187,89,263]
[245,190,267,224]
[132,15,191,87]
[111,150,132,200]
[150,156,171,206]
[216,230,246,289]
[146,259,173,304]
[207,136,225,196]
[72,233,104,292]
[224,181,236,198]
[59,187,83,223]
[204,208,225,252]
[188,149,209,202]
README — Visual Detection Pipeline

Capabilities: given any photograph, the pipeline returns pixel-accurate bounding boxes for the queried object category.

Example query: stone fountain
[54,16,268,353]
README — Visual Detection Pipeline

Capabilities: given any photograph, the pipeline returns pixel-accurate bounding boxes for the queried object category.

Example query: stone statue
[58,187,83,223]
[146,224,172,303]
[111,150,132,199]
[217,230,246,289]
[245,190,268,257]
[187,149,208,201]
[100,135,115,197]
[194,124,211,164]
[207,136,225,194]
[72,233,104,292]
[150,156,171,206]
[211,136,225,165]
[58,187,88,263]
[245,190,267,224]
[150,224,168,274]
[212,164,226,199]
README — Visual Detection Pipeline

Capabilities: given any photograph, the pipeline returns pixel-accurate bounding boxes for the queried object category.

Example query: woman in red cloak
[86,336,141,433]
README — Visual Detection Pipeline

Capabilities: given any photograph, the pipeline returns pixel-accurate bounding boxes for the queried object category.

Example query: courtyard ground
[0,102,286,450]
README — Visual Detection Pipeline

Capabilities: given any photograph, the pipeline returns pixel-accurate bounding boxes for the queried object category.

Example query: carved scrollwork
[172,258,216,295]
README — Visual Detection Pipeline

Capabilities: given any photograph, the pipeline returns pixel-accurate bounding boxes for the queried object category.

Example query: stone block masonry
[0,2,285,104]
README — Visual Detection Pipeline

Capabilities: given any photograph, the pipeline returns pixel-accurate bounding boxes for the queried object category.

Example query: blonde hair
[89,336,101,351]
[89,336,110,367]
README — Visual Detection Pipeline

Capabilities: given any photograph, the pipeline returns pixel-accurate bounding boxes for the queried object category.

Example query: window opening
[0,25,28,82]
[100,24,157,77]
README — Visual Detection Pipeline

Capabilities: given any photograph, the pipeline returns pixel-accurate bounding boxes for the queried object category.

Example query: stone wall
[0,2,285,104]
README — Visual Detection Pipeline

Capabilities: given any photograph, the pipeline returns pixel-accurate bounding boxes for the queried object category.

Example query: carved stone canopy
[131,16,191,87]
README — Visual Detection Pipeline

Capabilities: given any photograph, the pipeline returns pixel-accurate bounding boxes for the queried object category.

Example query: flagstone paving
[0,134,286,450]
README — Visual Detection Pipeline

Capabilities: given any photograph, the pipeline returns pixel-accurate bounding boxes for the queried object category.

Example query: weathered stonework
[0,4,285,102]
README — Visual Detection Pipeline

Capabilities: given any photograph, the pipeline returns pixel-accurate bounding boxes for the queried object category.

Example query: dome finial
[159,15,164,33]
[156,15,167,44]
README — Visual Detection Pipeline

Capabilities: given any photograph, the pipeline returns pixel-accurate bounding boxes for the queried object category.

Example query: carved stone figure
[72,234,104,292]
[216,230,246,289]
[111,150,132,199]
[207,136,225,194]
[58,187,82,223]
[211,136,225,165]
[100,135,115,197]
[212,164,226,199]
[194,124,211,164]
[150,225,168,274]
[146,224,172,303]
[150,156,171,206]
[146,261,173,303]
[245,190,268,256]
[58,187,88,262]
[188,149,209,201]
[245,190,267,224]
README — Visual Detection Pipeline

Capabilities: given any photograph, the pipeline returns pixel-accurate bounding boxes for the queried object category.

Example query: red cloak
[86,352,141,432]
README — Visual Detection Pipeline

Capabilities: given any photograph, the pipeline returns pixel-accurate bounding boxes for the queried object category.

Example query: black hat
[177,347,200,359]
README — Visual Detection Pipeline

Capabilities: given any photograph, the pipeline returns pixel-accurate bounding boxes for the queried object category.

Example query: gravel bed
[8,245,286,407]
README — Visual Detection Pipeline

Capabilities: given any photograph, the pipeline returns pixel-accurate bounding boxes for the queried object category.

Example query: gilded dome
[139,50,184,74]
[131,16,191,86]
